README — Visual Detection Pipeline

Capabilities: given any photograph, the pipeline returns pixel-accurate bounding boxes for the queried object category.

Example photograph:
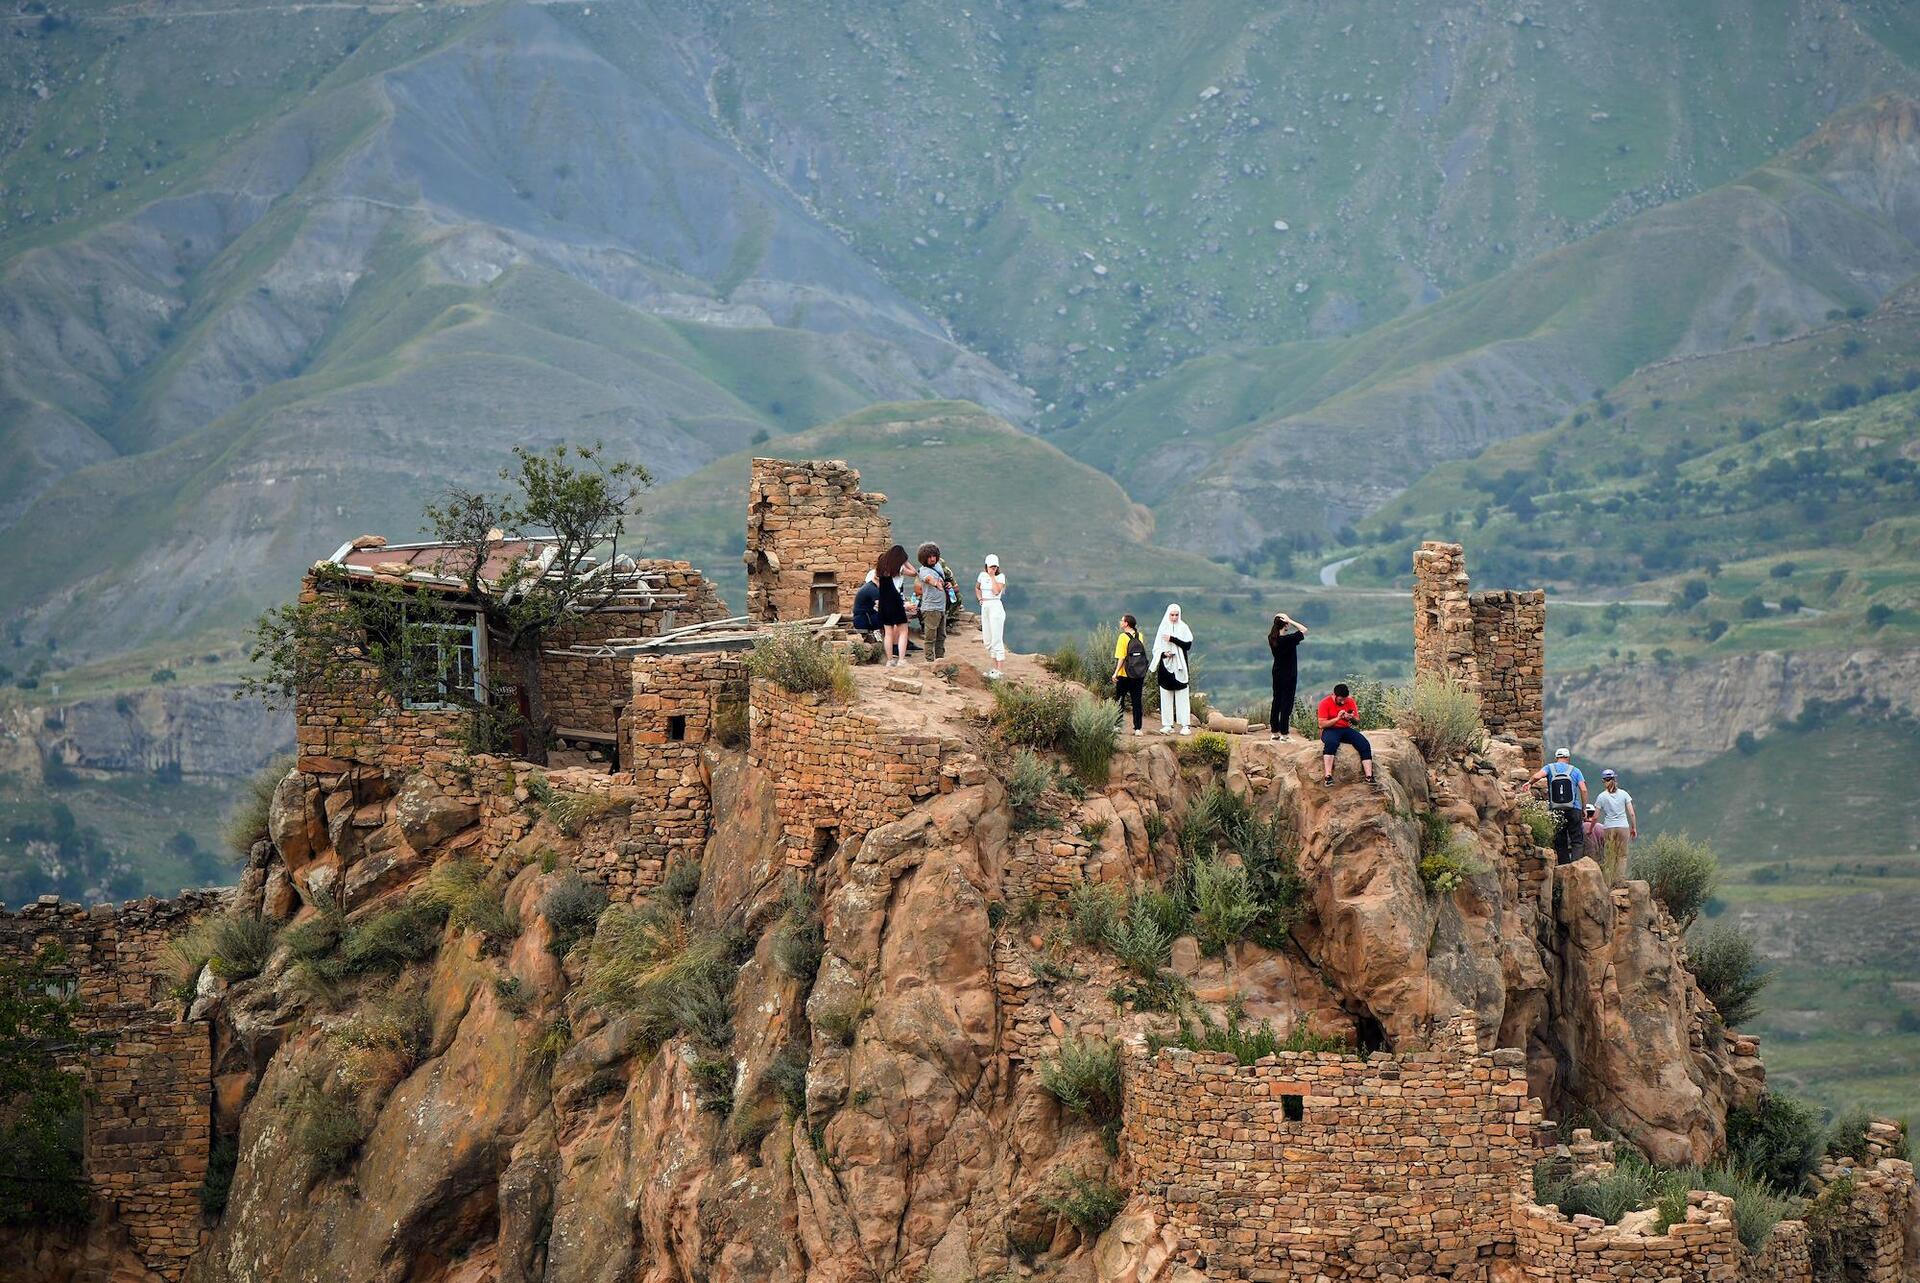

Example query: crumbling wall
[1413,541,1546,767]
[745,458,891,623]
[544,561,732,740]
[747,677,952,864]
[1125,1016,1538,1279]
[0,896,221,1279]
[616,652,749,877]
[1807,1149,1920,1283]
[1511,1190,1746,1282]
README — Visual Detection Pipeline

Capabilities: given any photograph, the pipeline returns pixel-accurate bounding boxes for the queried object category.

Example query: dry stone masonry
[745,457,892,622]
[1,894,224,1278]
[1414,541,1547,766]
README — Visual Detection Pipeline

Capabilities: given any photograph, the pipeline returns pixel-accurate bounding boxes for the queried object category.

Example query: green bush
[200,1136,238,1215]
[1128,885,1192,943]
[539,872,608,957]
[690,1053,736,1114]
[1007,749,1054,830]
[1037,1036,1123,1129]
[1686,923,1770,1027]
[1694,1163,1794,1251]
[771,879,825,982]
[761,1045,811,1117]
[813,994,868,1046]
[1104,908,1172,978]
[331,990,431,1100]
[1152,1010,1354,1065]
[1066,694,1121,785]
[1189,857,1260,956]
[1398,676,1486,758]
[1067,883,1122,947]
[1824,1107,1876,1162]
[289,1084,367,1178]
[222,758,289,863]
[340,895,450,974]
[1416,816,1489,895]
[744,627,856,699]
[990,680,1077,747]
[1177,730,1232,770]
[428,857,517,947]
[1727,1093,1825,1193]
[1630,832,1720,925]
[525,774,618,836]
[657,858,702,910]
[1039,1171,1127,1237]
[167,912,279,994]
[586,902,738,1052]
[1340,675,1406,730]
[1518,798,1557,848]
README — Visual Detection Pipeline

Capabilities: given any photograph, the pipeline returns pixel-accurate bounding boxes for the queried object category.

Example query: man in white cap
[976,554,1007,678]
[1525,748,1589,865]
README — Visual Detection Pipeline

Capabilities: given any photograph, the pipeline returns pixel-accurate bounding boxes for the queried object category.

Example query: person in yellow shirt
[1111,613,1148,735]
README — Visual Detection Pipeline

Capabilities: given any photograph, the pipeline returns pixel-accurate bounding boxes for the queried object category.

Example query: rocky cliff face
[1,685,292,782]
[1545,646,1920,770]
[166,705,1767,1283]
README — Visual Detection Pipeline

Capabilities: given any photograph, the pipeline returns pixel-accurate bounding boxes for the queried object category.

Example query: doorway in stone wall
[810,572,839,617]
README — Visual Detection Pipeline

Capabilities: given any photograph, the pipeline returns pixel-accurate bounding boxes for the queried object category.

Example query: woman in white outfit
[976,554,1007,678]
[1152,603,1194,734]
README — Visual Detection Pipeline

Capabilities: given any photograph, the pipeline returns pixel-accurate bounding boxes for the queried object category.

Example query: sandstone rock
[391,773,479,850]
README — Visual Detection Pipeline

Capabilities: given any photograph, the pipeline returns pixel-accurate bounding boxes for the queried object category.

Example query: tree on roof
[242,443,651,763]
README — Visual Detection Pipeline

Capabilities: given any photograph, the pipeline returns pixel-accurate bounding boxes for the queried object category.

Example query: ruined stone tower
[744,458,892,623]
[1413,540,1546,765]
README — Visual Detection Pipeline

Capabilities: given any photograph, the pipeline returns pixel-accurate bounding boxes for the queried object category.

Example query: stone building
[745,457,892,622]
[0,893,225,1278]
[1413,540,1546,765]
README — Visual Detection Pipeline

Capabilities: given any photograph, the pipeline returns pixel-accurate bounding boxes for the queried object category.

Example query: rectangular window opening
[666,714,687,742]
[400,614,483,710]
[811,825,840,862]
[809,572,839,618]
[1281,1093,1304,1123]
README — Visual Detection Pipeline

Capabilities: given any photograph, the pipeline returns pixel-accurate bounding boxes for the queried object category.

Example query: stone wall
[745,458,892,623]
[544,561,732,741]
[747,677,953,864]
[1807,1150,1919,1283]
[1471,589,1547,766]
[1510,1190,1745,1282]
[618,652,748,876]
[0,895,223,1279]
[1413,541,1546,767]
[1125,1015,1539,1279]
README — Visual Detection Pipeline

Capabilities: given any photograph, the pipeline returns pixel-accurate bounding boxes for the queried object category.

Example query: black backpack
[1546,764,1578,809]
[1122,633,1148,680]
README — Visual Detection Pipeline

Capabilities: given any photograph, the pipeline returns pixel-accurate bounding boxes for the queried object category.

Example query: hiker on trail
[1593,769,1637,881]
[1581,804,1605,863]
[1152,604,1195,735]
[915,543,948,662]
[1317,682,1379,789]
[1526,748,1589,865]
[876,544,912,667]
[1267,611,1308,740]
[1112,613,1149,736]
[852,569,882,639]
[976,554,1008,679]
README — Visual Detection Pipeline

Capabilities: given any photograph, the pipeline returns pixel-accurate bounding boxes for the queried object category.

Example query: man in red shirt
[1317,683,1379,788]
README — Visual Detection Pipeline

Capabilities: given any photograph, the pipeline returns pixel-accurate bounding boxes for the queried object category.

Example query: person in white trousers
[976,553,1007,678]
[1152,603,1194,734]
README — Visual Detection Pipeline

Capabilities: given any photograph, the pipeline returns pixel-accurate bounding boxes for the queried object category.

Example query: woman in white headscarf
[1152,603,1194,735]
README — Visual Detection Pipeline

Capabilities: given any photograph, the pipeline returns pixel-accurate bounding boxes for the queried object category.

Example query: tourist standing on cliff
[1112,613,1148,736]
[976,554,1007,678]
[1593,769,1637,881]
[1317,682,1380,788]
[1152,604,1195,735]
[1526,748,1589,865]
[852,569,882,640]
[876,544,912,667]
[1581,804,1605,862]
[914,543,947,662]
[1267,611,1308,740]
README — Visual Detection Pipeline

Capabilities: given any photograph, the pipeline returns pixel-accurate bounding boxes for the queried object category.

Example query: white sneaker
[1179,726,1192,736]
[987,668,1003,679]
[1133,728,1143,737]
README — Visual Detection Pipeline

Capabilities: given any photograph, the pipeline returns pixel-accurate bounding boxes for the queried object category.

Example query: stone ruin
[11,468,1918,1283]
[744,457,892,623]
[1414,540,1547,767]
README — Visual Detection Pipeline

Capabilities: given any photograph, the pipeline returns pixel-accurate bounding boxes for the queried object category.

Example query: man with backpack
[1526,748,1589,865]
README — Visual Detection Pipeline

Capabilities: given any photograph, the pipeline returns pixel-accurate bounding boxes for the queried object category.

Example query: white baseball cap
[1554,748,1570,759]
[984,554,1000,567]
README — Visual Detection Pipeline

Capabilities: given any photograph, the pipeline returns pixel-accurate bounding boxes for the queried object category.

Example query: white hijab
[1152,604,1193,682]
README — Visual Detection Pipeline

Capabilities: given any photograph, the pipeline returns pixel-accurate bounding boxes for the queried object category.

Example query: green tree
[0,947,93,1225]
[243,444,651,762]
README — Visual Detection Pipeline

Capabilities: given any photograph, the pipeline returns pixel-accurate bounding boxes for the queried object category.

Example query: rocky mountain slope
[159,656,1771,1283]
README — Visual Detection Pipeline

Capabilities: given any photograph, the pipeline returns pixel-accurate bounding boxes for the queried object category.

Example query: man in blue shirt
[1525,748,1589,865]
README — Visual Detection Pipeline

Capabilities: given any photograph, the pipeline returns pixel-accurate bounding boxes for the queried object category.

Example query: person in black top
[875,544,911,667]
[1111,613,1148,735]
[851,572,882,638]
[1267,611,1309,740]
